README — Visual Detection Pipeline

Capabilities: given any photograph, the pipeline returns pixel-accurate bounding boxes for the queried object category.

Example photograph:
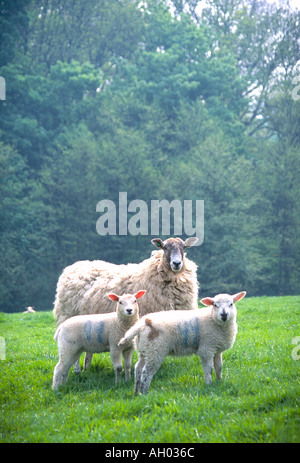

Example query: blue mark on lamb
[83,320,105,344]
[83,320,92,342]
[94,320,105,344]
[178,317,200,348]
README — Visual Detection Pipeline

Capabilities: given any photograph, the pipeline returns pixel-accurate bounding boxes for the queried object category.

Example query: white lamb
[118,291,246,394]
[53,236,199,373]
[52,290,145,390]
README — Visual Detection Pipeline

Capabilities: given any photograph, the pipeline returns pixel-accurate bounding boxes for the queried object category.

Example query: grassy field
[0,296,299,443]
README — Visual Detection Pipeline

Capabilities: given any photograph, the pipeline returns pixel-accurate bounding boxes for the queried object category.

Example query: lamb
[53,236,199,372]
[23,306,36,313]
[52,290,145,390]
[118,291,246,394]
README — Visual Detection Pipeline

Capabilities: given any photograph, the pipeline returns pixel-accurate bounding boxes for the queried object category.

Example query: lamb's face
[212,295,237,323]
[108,291,146,318]
[151,237,198,273]
[200,291,246,324]
[118,295,139,318]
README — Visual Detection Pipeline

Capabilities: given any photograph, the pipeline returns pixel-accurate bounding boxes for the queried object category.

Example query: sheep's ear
[108,293,119,301]
[151,238,165,249]
[135,290,146,299]
[200,297,214,306]
[184,237,198,248]
[232,291,247,303]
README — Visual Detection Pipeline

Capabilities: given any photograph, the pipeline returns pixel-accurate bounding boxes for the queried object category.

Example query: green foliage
[0,296,299,442]
[0,0,300,312]
[0,0,31,66]
[0,59,100,168]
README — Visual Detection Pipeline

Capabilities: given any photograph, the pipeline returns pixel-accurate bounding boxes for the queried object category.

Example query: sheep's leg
[134,355,145,395]
[214,352,223,380]
[84,353,93,370]
[139,356,165,394]
[122,347,134,382]
[199,353,214,385]
[110,348,123,384]
[53,360,68,389]
[52,350,82,390]
[74,359,81,374]
[139,365,155,394]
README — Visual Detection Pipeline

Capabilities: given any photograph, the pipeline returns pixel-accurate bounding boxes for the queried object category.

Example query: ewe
[53,236,198,372]
[52,291,145,390]
[118,291,246,394]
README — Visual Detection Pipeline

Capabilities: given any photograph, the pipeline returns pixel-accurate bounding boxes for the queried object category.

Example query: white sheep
[118,291,246,394]
[52,290,145,390]
[53,236,199,373]
[23,306,36,313]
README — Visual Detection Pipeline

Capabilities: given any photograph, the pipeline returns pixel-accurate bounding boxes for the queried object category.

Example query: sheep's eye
[214,303,219,309]
[119,301,123,305]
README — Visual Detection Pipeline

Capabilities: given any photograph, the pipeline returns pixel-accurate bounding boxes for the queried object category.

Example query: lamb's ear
[135,290,146,299]
[232,291,247,303]
[184,237,198,248]
[151,238,165,249]
[108,293,119,301]
[200,297,214,306]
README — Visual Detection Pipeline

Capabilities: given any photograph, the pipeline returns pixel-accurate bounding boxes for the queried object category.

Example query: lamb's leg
[122,347,134,382]
[53,360,68,389]
[139,356,165,394]
[139,365,155,394]
[110,348,123,384]
[199,353,214,385]
[134,355,145,395]
[74,359,81,374]
[214,352,223,380]
[84,353,93,370]
[52,350,82,390]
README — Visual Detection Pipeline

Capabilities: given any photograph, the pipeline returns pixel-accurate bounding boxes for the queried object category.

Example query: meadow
[0,296,299,443]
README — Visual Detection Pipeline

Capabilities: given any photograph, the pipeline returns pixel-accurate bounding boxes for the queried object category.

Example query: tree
[0,60,100,168]
[27,0,144,69]
[0,141,56,311]
[1,0,300,312]
[0,0,31,66]
[196,0,300,137]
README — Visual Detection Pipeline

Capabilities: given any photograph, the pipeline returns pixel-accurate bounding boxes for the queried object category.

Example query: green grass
[0,296,299,443]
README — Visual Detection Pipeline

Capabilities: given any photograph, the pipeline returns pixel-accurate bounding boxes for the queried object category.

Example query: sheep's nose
[126,309,133,315]
[172,260,181,268]
[221,312,228,321]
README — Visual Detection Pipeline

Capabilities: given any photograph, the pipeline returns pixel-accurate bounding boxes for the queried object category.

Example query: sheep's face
[151,237,198,273]
[213,295,237,323]
[201,292,246,324]
[118,295,140,317]
[108,291,146,318]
